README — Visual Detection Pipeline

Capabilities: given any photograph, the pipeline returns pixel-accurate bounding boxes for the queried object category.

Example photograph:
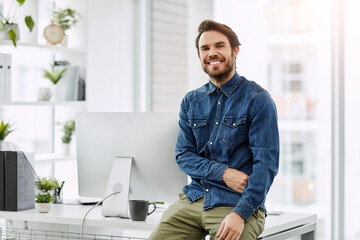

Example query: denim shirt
[175,72,279,221]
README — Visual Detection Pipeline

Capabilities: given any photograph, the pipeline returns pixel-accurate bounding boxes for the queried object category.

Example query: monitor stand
[101,156,133,218]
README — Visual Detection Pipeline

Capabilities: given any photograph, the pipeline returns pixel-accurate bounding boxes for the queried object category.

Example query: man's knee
[149,197,206,240]
[239,209,265,240]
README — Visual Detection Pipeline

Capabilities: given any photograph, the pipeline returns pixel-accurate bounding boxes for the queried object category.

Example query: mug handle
[148,203,157,215]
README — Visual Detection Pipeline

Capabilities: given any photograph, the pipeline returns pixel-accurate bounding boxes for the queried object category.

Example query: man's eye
[201,48,209,51]
[217,45,224,48]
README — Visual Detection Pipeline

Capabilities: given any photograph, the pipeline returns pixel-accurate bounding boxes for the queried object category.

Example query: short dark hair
[195,20,241,54]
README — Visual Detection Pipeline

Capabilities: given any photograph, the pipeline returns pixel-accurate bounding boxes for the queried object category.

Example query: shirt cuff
[232,200,256,221]
[210,162,228,182]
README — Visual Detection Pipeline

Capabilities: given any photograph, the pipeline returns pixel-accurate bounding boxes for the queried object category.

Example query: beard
[202,53,236,85]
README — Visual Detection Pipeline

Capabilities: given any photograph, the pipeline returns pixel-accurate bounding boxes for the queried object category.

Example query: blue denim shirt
[175,72,279,221]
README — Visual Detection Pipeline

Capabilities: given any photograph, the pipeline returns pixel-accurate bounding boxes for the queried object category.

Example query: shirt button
[206,189,209,192]
[210,142,213,145]
[233,123,236,126]
[218,101,221,105]
[216,121,219,125]
[194,124,197,127]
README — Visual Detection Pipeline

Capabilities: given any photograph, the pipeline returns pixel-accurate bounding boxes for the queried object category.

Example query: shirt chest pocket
[187,118,208,145]
[222,116,247,146]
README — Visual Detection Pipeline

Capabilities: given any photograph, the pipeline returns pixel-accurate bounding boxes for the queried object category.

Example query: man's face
[198,30,239,85]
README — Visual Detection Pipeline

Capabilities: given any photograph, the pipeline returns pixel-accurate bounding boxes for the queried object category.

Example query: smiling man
[149,20,279,240]
[199,30,237,85]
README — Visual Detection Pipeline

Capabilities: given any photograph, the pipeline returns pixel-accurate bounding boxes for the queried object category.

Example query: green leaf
[35,192,54,203]
[35,177,59,192]
[60,119,75,144]
[0,21,4,32]
[42,67,67,85]
[52,8,81,31]
[16,0,25,6]
[8,29,17,47]
[25,16,34,32]
[0,121,15,140]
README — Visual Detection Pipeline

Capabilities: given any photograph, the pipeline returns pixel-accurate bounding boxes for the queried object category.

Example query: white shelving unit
[0,101,86,106]
[0,101,86,153]
[0,40,87,53]
[35,153,76,162]
[0,0,88,156]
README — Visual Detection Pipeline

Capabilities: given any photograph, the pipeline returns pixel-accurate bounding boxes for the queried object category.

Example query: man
[149,20,279,240]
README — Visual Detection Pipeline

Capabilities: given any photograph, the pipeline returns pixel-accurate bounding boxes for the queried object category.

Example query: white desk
[260,212,316,240]
[0,204,316,240]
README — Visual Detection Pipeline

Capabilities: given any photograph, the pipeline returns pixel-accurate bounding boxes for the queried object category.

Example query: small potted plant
[0,120,15,141]
[43,64,67,85]
[0,0,35,47]
[35,192,53,213]
[52,8,81,46]
[40,64,67,101]
[0,120,17,151]
[35,177,59,213]
[58,119,75,155]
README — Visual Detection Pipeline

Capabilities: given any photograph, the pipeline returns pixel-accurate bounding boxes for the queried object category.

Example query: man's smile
[209,60,223,66]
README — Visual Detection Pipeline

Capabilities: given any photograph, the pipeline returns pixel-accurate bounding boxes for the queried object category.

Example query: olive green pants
[149,193,265,240]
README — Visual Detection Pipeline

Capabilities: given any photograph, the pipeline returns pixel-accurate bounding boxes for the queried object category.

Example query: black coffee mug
[129,200,156,221]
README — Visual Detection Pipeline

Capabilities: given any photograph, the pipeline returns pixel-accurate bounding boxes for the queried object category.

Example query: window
[344,0,360,239]
[212,0,331,239]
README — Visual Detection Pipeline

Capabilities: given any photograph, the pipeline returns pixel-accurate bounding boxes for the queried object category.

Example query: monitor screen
[75,112,188,203]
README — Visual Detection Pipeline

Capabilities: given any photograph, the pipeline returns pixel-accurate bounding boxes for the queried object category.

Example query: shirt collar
[207,72,241,97]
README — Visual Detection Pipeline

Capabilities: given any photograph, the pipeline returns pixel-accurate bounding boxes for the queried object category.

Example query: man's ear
[233,46,240,58]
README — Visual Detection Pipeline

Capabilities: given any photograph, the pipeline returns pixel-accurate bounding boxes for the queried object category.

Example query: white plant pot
[36,87,52,101]
[61,34,68,46]
[0,141,21,151]
[62,143,71,156]
[0,24,19,40]
[35,202,51,213]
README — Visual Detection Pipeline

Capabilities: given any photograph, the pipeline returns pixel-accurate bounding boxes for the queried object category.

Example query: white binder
[0,53,12,101]
[4,54,12,101]
[0,54,5,101]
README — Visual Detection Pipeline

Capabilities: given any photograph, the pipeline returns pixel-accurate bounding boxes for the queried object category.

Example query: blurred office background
[0,0,359,239]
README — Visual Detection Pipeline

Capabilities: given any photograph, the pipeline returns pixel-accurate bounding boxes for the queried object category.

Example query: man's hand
[216,212,245,240]
[222,168,249,193]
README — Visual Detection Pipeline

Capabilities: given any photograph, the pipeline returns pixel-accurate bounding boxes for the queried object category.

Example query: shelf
[0,101,86,106]
[35,153,76,162]
[0,40,87,53]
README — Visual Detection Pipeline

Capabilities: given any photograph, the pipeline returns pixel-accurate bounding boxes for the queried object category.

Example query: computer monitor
[75,112,188,204]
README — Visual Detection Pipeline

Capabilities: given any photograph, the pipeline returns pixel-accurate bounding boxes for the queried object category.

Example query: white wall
[344,1,360,238]
[87,0,136,112]
[151,0,213,112]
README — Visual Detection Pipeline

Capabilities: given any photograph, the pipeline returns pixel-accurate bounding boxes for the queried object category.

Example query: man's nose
[209,48,218,57]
